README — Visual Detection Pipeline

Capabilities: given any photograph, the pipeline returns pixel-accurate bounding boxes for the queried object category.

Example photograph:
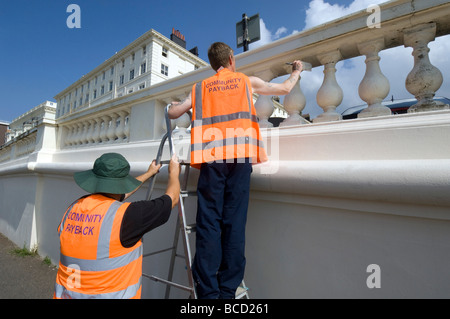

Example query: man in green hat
[54,153,180,299]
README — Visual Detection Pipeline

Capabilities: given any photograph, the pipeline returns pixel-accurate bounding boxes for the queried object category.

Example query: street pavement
[0,233,57,299]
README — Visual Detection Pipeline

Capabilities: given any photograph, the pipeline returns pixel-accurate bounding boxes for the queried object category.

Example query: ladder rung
[180,191,197,197]
[143,274,194,293]
[159,160,190,166]
[143,246,175,258]
[185,224,196,233]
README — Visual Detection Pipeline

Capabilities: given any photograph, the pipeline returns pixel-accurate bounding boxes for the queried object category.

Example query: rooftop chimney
[170,28,186,49]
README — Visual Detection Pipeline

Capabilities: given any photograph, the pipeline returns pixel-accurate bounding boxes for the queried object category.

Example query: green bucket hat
[74,153,141,194]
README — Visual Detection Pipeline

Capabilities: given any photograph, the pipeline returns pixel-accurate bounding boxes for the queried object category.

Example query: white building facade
[55,29,207,119]
[6,101,56,143]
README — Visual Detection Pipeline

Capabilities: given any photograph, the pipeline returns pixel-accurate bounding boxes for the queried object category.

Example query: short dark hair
[207,42,233,71]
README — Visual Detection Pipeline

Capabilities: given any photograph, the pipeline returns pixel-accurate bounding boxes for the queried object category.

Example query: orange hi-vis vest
[54,194,143,299]
[190,68,268,169]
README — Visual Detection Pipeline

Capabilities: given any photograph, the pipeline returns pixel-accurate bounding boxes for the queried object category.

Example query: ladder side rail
[164,214,182,298]
[145,131,169,200]
[177,188,197,299]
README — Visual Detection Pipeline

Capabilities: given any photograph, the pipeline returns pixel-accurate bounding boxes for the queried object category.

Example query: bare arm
[249,61,303,96]
[123,160,161,201]
[165,155,180,208]
[168,93,192,119]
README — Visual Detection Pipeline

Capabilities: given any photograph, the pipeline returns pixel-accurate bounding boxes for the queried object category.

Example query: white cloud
[274,27,288,39]
[249,19,289,50]
[252,0,450,119]
[304,0,387,30]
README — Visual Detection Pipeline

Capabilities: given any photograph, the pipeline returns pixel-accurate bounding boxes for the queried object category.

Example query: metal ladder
[142,104,249,299]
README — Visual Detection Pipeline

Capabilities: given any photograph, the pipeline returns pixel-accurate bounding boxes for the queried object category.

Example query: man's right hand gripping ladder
[142,104,249,299]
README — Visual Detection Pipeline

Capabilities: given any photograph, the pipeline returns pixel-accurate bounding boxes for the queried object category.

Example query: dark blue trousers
[192,160,252,299]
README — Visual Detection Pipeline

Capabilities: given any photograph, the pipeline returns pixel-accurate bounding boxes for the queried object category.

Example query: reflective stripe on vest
[55,278,142,299]
[55,195,142,299]
[190,69,267,168]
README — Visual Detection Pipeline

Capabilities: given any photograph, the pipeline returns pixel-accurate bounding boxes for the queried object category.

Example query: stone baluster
[69,124,78,147]
[253,70,276,128]
[107,112,119,143]
[314,50,343,123]
[85,119,96,144]
[255,95,275,128]
[64,125,75,147]
[74,123,84,146]
[123,115,130,141]
[280,76,306,127]
[404,23,447,112]
[100,115,111,143]
[115,111,127,142]
[357,38,391,118]
[172,111,192,162]
[80,121,89,145]
[92,118,102,144]
[174,111,191,132]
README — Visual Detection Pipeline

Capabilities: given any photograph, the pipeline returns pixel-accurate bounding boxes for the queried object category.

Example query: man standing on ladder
[169,42,302,299]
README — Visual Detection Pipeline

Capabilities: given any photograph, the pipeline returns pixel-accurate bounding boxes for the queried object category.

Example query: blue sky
[0,0,449,122]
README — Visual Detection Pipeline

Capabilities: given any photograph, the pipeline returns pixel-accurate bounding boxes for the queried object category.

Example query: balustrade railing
[3,0,450,157]
[60,107,131,148]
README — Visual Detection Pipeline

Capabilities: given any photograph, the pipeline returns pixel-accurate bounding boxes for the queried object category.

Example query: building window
[93,89,97,99]
[162,47,168,58]
[79,97,83,105]
[101,85,105,95]
[102,71,106,80]
[139,83,145,90]
[140,62,146,75]
[130,69,135,80]
[120,74,124,85]
[161,63,168,76]
[111,66,114,75]
[85,94,89,103]
[109,81,113,91]
[142,46,146,55]
[132,52,135,62]
[122,59,125,68]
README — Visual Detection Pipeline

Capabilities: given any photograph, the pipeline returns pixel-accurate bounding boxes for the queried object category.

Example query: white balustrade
[3,0,449,157]
[280,77,307,127]
[93,118,102,144]
[314,50,343,123]
[357,38,391,118]
[80,121,89,145]
[86,119,96,144]
[106,113,118,143]
[404,23,448,113]
[253,70,276,128]
[255,95,275,128]
[60,108,131,148]
[115,111,128,142]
